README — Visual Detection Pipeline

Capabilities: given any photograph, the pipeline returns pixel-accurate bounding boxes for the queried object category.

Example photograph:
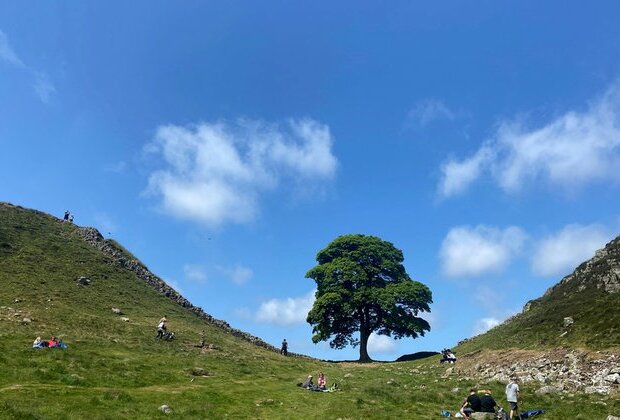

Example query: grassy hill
[456,235,620,355]
[0,202,618,419]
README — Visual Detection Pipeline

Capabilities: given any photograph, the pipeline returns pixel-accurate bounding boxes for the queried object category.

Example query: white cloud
[440,225,526,277]
[0,30,24,67]
[531,224,611,277]
[184,264,208,283]
[473,317,501,335]
[255,289,315,326]
[33,72,56,103]
[439,83,620,198]
[145,119,337,227]
[0,30,55,103]
[217,264,253,285]
[407,99,457,127]
[367,333,397,354]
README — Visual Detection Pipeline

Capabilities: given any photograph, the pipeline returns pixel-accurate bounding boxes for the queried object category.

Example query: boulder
[120,317,130,322]
[470,413,495,419]
[159,405,172,414]
[605,416,620,420]
[77,276,91,286]
[22,317,32,324]
[111,308,123,315]
[563,317,574,327]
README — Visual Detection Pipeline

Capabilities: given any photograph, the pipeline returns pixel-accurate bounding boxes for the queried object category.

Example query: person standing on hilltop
[63,210,70,221]
[280,338,288,356]
[505,377,521,419]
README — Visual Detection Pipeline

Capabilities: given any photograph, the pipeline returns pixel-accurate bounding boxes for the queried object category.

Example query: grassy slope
[0,203,618,419]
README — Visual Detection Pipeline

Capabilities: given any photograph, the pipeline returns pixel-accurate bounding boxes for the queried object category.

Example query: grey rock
[536,385,562,395]
[563,317,574,327]
[159,405,172,414]
[22,317,32,324]
[605,416,620,420]
[111,308,122,315]
[120,317,130,322]
[77,276,90,286]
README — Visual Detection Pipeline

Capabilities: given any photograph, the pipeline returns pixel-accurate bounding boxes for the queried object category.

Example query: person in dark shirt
[460,388,482,419]
[480,389,499,413]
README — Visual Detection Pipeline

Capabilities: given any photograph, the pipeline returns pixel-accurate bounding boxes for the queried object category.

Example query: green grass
[0,202,618,419]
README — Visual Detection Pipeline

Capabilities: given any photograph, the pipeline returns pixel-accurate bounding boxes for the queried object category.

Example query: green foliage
[306,234,432,361]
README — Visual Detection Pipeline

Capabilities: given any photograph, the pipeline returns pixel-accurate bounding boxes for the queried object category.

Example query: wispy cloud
[0,29,55,103]
[255,289,315,326]
[145,119,337,227]
[406,99,457,128]
[473,317,502,335]
[0,30,25,67]
[438,83,620,198]
[217,264,253,285]
[440,225,526,277]
[531,224,611,277]
[184,264,208,283]
[367,333,397,354]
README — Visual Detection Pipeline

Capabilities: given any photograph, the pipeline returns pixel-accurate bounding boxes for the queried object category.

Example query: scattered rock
[120,317,130,322]
[14,298,21,303]
[536,385,562,395]
[111,308,122,315]
[344,373,353,378]
[563,317,574,327]
[159,404,172,414]
[189,367,208,376]
[22,317,32,324]
[605,416,620,420]
[77,276,90,286]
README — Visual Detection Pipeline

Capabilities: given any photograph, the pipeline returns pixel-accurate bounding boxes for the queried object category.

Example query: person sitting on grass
[32,337,46,349]
[460,387,482,419]
[300,375,314,389]
[480,389,499,414]
[318,372,327,390]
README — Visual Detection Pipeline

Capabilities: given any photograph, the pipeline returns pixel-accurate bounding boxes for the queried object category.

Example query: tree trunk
[358,328,372,362]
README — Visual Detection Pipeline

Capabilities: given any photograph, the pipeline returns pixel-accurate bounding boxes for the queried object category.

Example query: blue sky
[2,2,620,360]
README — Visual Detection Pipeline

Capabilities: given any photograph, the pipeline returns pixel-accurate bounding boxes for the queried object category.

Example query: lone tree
[306,234,432,362]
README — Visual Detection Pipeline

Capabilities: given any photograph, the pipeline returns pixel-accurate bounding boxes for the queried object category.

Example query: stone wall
[76,226,305,357]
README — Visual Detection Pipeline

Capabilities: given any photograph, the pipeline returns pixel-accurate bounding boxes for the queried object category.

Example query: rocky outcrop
[543,236,620,298]
[75,227,300,356]
[450,349,620,395]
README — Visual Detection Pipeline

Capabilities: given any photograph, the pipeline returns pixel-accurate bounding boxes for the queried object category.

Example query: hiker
[69,214,74,223]
[480,389,499,414]
[505,377,520,419]
[33,337,46,349]
[156,316,167,339]
[281,339,288,356]
[318,372,327,390]
[63,210,70,221]
[460,387,482,419]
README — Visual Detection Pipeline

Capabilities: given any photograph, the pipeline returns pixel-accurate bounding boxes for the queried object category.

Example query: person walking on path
[505,377,521,419]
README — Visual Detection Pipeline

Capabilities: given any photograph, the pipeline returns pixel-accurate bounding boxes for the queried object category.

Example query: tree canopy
[306,234,432,362]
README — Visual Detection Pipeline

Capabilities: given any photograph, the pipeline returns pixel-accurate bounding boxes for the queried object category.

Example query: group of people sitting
[440,348,457,363]
[459,388,501,419]
[33,336,68,349]
[298,372,337,392]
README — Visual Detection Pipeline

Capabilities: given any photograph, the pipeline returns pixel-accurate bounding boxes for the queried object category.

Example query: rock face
[451,349,620,396]
[76,227,295,356]
[543,236,620,298]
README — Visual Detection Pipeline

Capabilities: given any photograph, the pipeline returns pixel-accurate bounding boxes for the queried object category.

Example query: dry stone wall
[76,226,297,356]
